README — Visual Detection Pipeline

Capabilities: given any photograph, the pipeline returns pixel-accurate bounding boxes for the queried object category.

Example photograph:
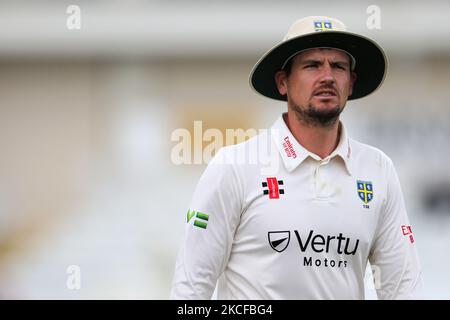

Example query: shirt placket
[314,156,331,199]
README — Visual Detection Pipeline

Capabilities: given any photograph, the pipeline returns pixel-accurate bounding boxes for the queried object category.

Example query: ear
[348,71,357,97]
[274,70,288,96]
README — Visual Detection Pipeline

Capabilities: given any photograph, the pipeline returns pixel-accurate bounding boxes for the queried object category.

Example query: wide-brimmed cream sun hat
[249,16,387,101]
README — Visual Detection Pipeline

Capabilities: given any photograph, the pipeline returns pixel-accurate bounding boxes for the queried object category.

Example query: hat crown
[249,15,387,102]
[283,16,347,41]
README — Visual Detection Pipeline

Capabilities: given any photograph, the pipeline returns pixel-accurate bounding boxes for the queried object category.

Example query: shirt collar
[270,113,353,175]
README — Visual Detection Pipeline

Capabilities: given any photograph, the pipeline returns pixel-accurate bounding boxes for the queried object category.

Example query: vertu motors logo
[268,231,291,253]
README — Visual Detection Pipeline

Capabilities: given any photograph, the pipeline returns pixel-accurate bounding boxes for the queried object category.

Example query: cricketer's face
[275,48,357,126]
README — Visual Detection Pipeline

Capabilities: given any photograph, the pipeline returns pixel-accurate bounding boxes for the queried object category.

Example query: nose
[319,62,335,84]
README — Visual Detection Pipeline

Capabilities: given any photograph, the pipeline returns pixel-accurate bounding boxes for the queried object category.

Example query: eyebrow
[300,59,350,66]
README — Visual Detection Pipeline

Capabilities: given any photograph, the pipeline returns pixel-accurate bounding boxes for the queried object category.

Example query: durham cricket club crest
[357,180,373,204]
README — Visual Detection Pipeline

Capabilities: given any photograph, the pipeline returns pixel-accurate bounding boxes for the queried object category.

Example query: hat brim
[249,31,387,101]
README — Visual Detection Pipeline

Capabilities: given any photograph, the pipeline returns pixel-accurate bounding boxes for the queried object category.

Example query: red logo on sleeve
[401,225,415,243]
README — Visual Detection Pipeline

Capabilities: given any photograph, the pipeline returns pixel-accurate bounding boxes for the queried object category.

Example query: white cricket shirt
[171,113,422,300]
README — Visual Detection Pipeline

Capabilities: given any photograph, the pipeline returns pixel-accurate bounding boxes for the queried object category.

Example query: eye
[305,63,318,69]
[333,63,347,70]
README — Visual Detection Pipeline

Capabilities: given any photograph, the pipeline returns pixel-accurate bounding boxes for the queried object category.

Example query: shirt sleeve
[170,147,243,299]
[369,157,423,299]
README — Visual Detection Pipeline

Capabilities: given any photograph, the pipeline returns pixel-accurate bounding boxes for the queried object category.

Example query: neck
[284,111,341,159]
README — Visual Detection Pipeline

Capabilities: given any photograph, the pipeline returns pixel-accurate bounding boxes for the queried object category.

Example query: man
[171,16,422,299]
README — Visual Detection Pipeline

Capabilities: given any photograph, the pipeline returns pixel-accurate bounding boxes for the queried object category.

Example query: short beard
[290,102,344,128]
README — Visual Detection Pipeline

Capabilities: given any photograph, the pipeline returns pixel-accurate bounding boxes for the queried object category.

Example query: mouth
[313,89,337,98]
